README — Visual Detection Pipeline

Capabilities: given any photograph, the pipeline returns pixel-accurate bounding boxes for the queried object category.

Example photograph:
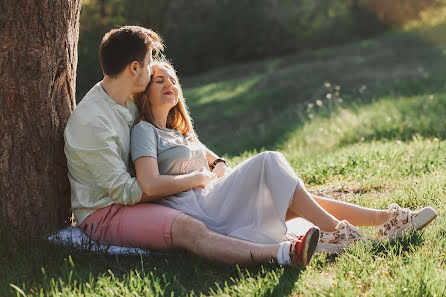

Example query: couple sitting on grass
[64,26,438,267]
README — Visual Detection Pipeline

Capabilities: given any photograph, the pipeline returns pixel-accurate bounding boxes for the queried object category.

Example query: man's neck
[101,76,132,107]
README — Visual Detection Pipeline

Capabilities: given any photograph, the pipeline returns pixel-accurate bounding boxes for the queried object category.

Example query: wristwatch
[211,158,227,170]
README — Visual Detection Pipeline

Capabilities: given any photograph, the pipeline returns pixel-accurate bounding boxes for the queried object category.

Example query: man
[64,26,318,266]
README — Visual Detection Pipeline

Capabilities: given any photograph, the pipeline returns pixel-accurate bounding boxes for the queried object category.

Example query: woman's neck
[151,106,169,129]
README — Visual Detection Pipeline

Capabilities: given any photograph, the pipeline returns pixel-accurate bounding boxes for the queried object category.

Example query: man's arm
[65,119,142,206]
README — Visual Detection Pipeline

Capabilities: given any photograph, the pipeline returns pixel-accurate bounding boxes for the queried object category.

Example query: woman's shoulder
[131,120,160,139]
[132,120,157,132]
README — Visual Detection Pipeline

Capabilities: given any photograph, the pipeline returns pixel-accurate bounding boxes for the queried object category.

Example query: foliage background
[77,0,442,100]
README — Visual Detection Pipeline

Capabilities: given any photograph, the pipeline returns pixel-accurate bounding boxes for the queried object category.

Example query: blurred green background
[77,0,443,101]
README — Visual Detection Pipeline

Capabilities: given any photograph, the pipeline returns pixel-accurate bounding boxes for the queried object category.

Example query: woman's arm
[135,156,216,203]
[204,147,231,178]
[204,147,219,165]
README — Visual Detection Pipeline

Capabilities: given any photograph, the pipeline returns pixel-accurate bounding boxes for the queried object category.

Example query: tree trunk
[0,0,81,236]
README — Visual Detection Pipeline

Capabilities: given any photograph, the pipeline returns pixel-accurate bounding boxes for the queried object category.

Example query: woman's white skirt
[159,151,302,244]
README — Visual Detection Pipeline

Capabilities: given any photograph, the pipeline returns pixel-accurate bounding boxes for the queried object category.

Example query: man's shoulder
[75,83,106,111]
[65,83,116,148]
[68,83,110,126]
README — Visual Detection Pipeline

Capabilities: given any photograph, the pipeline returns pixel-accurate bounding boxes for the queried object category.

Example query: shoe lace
[388,203,412,225]
[337,220,363,240]
[283,231,303,243]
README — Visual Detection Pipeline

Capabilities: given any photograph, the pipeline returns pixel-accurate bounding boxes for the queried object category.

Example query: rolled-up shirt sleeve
[65,118,142,206]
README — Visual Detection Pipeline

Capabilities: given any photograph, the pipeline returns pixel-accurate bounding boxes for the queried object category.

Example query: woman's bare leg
[311,195,390,226]
[286,187,391,228]
[285,209,300,221]
[288,187,340,231]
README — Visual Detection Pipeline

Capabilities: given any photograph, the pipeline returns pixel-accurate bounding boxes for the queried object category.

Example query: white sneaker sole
[389,206,438,240]
[315,241,353,255]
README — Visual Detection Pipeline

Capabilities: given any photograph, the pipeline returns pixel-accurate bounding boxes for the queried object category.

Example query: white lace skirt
[159,151,302,244]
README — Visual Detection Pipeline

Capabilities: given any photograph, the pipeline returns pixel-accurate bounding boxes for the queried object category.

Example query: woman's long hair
[133,60,198,141]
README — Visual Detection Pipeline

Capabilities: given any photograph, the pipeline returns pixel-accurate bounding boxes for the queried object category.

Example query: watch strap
[211,158,227,170]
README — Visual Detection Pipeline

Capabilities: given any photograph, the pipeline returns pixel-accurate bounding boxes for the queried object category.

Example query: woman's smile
[163,90,174,96]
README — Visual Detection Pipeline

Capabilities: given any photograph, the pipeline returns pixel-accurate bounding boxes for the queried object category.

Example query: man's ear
[129,61,140,76]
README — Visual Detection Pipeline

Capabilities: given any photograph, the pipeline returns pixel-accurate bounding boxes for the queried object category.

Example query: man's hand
[212,162,231,178]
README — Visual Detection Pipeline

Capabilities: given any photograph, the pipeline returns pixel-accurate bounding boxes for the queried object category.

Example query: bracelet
[211,158,227,170]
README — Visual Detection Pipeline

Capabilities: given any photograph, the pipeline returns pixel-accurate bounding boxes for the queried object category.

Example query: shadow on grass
[270,266,305,297]
[184,28,446,156]
[371,231,426,256]
[313,231,426,268]
[1,225,304,297]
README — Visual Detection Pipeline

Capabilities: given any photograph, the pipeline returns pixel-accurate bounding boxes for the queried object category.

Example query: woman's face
[148,65,180,110]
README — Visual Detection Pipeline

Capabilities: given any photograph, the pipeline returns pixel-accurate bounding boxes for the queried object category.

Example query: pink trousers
[80,203,182,250]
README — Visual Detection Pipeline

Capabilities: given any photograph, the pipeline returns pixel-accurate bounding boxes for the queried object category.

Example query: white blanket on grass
[48,226,149,255]
[48,218,313,255]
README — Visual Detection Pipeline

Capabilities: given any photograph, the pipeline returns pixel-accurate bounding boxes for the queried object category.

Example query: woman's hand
[193,169,217,188]
[212,162,231,178]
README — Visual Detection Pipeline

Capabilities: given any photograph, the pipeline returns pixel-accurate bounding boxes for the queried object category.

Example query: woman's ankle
[319,219,339,232]
[374,210,391,226]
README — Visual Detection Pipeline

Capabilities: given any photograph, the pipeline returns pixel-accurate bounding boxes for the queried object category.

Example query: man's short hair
[99,26,164,77]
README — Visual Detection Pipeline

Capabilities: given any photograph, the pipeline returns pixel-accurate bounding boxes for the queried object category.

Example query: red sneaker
[289,226,320,266]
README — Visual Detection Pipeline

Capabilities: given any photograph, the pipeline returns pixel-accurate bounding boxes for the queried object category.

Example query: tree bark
[0,0,81,236]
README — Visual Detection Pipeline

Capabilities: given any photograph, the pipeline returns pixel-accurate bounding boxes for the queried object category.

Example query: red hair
[134,60,198,141]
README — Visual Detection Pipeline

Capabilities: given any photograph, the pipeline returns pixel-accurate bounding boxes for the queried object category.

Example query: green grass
[184,29,446,156]
[3,23,446,296]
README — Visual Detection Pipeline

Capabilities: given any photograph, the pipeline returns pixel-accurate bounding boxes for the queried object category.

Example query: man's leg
[171,213,280,266]
[81,203,281,266]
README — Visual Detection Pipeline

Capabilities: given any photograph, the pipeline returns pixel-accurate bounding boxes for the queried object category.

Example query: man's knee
[171,213,209,249]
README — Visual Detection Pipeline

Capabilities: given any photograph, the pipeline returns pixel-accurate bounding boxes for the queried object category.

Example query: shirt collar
[98,81,137,127]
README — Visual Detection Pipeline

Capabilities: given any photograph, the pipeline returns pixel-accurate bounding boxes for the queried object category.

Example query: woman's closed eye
[156,78,176,85]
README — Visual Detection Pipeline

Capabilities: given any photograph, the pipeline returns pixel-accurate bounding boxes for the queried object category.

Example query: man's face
[134,50,153,93]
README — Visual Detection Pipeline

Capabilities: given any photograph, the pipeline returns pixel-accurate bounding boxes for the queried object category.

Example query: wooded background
[77,0,442,100]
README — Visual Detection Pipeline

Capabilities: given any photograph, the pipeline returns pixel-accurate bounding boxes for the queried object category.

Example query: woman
[131,60,437,261]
